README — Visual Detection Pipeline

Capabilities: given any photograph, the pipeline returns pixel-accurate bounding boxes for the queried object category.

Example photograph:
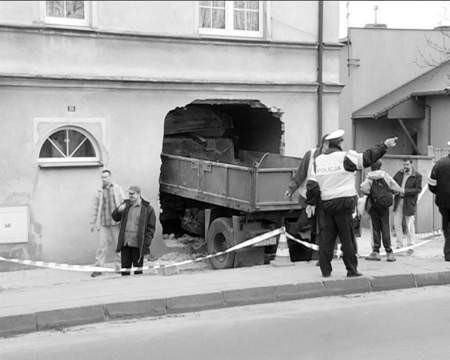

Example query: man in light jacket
[90,169,125,277]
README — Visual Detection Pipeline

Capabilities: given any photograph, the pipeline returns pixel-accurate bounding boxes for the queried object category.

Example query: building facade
[0,1,341,263]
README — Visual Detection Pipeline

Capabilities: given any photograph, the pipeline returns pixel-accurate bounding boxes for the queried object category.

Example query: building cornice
[0,73,344,94]
[0,23,343,50]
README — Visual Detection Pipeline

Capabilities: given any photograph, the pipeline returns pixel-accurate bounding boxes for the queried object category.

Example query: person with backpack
[360,160,402,262]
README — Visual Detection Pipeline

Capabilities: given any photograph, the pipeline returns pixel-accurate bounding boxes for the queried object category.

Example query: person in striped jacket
[428,143,450,261]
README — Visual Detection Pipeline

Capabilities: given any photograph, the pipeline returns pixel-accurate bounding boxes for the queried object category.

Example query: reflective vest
[314,151,359,201]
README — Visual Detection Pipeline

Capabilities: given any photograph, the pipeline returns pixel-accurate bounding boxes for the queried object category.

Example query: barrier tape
[285,232,320,251]
[0,226,438,272]
[0,228,283,273]
[285,231,435,257]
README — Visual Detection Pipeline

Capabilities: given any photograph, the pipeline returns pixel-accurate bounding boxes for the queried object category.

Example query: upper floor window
[199,1,263,38]
[38,127,101,167]
[43,1,90,26]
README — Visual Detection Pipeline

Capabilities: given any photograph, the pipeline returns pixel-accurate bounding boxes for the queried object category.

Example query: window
[43,1,90,26]
[199,1,263,37]
[38,127,101,167]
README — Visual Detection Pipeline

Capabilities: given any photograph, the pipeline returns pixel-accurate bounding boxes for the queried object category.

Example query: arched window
[38,127,101,167]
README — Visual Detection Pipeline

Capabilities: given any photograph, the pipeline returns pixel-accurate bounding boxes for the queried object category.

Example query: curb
[2,271,450,338]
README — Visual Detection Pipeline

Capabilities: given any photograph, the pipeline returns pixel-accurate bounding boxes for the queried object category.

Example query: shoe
[347,271,363,278]
[406,249,414,255]
[386,252,396,262]
[90,271,102,278]
[365,252,381,261]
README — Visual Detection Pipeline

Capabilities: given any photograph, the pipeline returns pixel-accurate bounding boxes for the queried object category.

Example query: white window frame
[38,126,102,168]
[40,1,91,27]
[198,1,264,38]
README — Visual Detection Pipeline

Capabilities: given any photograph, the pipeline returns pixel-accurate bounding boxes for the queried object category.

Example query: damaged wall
[0,82,331,263]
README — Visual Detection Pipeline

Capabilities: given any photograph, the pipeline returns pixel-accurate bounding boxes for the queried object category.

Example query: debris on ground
[162,233,207,254]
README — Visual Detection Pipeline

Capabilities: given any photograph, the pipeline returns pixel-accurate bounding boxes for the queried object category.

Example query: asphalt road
[2,286,450,360]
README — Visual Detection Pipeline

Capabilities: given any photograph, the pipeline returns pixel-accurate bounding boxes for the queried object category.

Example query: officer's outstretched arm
[343,137,397,172]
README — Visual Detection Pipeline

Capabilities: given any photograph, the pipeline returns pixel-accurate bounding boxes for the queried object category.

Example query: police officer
[306,130,398,277]
[428,141,450,261]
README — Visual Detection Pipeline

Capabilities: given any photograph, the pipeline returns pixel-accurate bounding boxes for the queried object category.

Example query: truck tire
[207,217,235,269]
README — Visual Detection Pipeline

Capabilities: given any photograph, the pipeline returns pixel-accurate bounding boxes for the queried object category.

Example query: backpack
[370,178,393,208]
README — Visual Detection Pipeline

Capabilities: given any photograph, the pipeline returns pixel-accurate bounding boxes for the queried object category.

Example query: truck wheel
[207,217,235,269]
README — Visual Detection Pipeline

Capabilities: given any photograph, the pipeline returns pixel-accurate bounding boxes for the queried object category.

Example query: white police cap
[325,129,345,141]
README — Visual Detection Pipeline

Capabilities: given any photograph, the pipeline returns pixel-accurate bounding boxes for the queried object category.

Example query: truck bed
[160,151,303,213]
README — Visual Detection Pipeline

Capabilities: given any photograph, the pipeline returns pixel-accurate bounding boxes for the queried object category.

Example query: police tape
[285,231,435,256]
[0,256,117,273]
[0,228,283,273]
[0,227,437,272]
[285,232,320,251]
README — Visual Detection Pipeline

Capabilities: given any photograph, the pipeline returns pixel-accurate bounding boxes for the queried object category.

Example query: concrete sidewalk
[0,230,449,337]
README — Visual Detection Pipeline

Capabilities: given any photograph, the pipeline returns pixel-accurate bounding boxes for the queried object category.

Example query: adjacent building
[340,26,450,232]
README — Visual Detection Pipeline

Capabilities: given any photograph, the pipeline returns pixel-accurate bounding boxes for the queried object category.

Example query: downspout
[352,118,356,149]
[415,96,432,146]
[317,0,324,144]
[425,103,431,146]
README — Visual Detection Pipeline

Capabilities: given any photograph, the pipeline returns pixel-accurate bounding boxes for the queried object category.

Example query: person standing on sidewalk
[285,134,329,261]
[428,143,450,261]
[393,159,422,251]
[360,160,402,262]
[306,129,398,278]
[112,185,156,276]
[90,169,125,277]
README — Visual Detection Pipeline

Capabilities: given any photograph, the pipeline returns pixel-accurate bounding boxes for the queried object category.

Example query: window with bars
[43,1,90,26]
[39,127,100,167]
[199,1,263,37]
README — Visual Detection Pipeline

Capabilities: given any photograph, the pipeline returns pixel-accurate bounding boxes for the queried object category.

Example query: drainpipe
[415,96,432,146]
[317,0,324,144]
[425,103,431,146]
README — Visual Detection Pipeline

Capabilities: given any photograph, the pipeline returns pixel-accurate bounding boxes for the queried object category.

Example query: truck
[159,150,312,269]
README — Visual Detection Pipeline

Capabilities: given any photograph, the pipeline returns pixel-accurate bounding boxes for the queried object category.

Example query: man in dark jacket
[285,134,329,261]
[393,160,422,250]
[112,185,156,276]
[428,144,450,260]
[306,129,398,278]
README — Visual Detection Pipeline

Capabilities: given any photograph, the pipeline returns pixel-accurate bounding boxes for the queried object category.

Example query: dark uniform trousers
[319,207,358,276]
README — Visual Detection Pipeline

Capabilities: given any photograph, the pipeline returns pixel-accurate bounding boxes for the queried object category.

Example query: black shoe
[90,271,102,278]
[347,271,363,278]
